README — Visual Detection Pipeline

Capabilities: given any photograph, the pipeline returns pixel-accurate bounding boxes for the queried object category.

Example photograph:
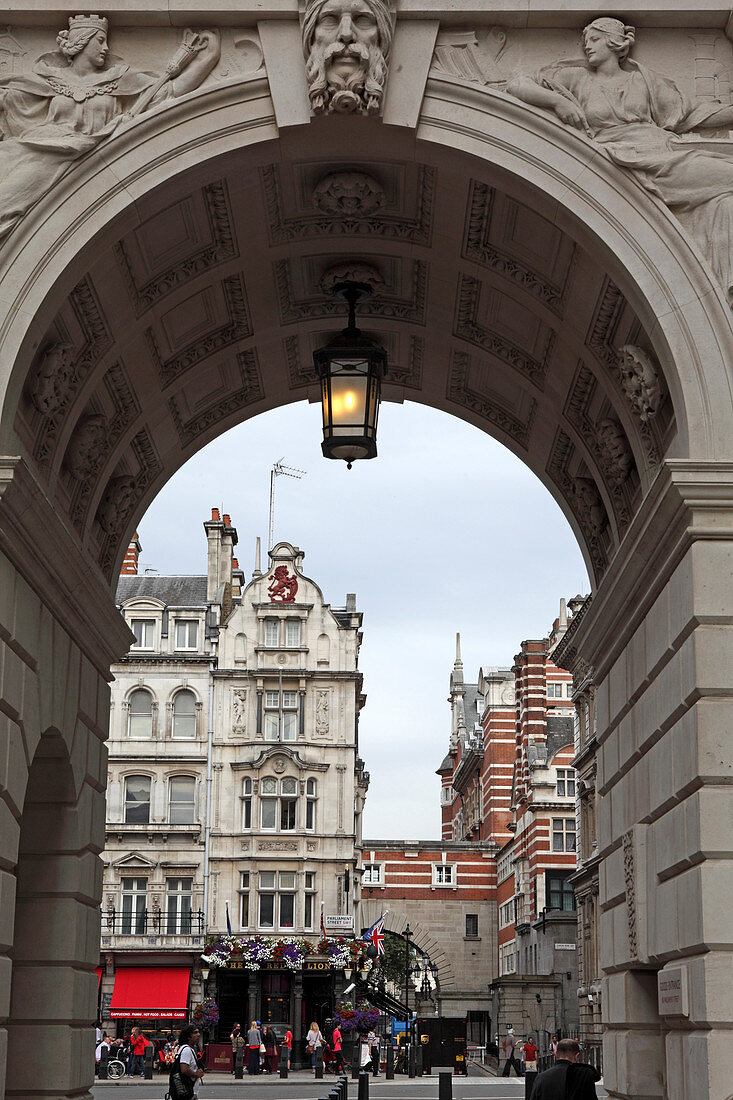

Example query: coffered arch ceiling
[9,120,678,589]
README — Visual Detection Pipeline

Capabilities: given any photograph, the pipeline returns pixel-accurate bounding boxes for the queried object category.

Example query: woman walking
[264,1026,278,1074]
[247,1020,263,1075]
[306,1021,324,1074]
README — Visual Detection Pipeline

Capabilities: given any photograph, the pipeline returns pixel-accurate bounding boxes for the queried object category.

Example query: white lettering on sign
[555,943,577,950]
[325,915,354,931]
[658,967,688,1016]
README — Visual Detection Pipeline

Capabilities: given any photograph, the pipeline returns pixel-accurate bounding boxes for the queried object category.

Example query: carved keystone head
[302,0,394,116]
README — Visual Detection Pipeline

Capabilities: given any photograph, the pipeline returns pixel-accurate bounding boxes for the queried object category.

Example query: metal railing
[537,1045,602,1074]
[103,909,205,936]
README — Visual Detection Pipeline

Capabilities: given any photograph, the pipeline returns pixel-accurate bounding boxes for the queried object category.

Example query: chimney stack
[121,532,142,575]
[204,508,238,602]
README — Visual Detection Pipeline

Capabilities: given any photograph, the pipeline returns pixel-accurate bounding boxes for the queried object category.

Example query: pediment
[231,746,329,772]
[111,852,158,869]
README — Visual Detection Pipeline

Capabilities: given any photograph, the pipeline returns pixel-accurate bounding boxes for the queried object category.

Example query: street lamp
[313,279,387,469]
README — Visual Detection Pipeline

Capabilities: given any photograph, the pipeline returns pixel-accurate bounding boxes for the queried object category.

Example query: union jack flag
[363,912,387,955]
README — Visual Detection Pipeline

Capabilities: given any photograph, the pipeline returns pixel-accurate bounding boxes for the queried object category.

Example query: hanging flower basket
[192,998,220,1028]
[201,934,367,971]
[332,999,379,1034]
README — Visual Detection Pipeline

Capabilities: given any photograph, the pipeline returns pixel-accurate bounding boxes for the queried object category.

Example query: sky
[134,399,589,840]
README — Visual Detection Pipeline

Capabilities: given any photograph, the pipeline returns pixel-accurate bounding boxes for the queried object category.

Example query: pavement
[92,1068,608,1098]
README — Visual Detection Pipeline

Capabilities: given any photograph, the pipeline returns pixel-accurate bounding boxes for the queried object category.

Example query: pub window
[121,876,147,934]
[166,877,193,934]
[264,619,279,647]
[306,778,317,831]
[304,871,316,929]
[261,777,278,830]
[259,870,276,929]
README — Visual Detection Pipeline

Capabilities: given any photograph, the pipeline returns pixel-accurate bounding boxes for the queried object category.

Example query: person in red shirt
[523,1036,538,1073]
[284,1029,293,1071]
[331,1026,343,1073]
[129,1027,148,1077]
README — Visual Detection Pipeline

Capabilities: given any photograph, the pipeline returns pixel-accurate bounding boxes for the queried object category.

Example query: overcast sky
[135,400,589,840]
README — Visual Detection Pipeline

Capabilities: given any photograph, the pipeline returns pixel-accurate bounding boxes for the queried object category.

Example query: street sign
[325,915,354,931]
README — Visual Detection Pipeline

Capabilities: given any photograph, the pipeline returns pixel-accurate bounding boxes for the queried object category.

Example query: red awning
[109,967,191,1019]
[95,967,104,989]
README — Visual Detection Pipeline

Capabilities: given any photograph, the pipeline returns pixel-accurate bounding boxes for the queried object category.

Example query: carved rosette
[313,172,386,217]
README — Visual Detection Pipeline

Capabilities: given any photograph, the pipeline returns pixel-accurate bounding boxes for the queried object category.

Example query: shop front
[107,965,192,1041]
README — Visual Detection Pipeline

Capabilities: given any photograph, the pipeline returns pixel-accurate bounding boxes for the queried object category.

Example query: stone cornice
[230,746,330,771]
[0,456,131,675]
[565,460,733,683]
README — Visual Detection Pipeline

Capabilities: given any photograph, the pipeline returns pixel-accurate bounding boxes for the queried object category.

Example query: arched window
[169,776,196,824]
[172,690,196,740]
[128,689,153,738]
[124,775,151,823]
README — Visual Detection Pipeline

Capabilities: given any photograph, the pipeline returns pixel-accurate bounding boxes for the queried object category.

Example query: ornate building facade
[100,512,369,1042]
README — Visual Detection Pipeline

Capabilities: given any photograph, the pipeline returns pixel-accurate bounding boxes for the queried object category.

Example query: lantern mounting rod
[331,279,374,333]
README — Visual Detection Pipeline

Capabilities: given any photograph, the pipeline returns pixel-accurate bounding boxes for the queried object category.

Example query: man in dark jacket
[529,1039,601,1099]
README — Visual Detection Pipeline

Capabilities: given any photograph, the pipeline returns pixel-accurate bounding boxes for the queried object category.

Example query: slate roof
[116,575,208,607]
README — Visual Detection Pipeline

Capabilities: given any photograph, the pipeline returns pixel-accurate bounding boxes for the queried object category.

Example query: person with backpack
[529,1038,601,1099]
[168,1024,204,1098]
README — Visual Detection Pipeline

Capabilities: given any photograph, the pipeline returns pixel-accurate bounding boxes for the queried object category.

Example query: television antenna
[269,458,306,551]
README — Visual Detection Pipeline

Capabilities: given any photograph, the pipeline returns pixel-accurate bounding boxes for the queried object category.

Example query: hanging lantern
[313,280,387,468]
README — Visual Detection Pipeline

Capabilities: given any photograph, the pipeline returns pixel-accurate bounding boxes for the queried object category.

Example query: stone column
[568,463,733,1100]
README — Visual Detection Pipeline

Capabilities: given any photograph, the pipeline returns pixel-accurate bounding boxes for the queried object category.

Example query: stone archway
[0,14,732,1099]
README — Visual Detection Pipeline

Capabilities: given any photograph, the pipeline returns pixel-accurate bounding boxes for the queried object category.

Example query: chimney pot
[232,557,239,569]
[223,513,231,526]
[211,507,220,521]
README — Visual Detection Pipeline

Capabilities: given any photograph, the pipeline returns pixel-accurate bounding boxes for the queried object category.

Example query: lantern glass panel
[329,374,368,433]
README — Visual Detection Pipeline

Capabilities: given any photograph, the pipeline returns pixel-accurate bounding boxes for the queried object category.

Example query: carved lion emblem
[268,565,298,603]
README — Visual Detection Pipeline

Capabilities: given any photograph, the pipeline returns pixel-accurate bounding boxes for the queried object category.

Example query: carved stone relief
[547,429,609,581]
[259,840,297,852]
[316,689,330,735]
[596,418,633,485]
[276,257,427,325]
[302,0,394,116]
[572,477,606,535]
[232,688,247,732]
[506,17,733,305]
[431,28,508,86]
[616,346,661,423]
[28,343,74,416]
[447,351,536,449]
[284,331,423,391]
[623,828,638,960]
[97,475,137,535]
[313,171,386,216]
[262,163,434,246]
[65,414,108,480]
[96,429,162,577]
[321,261,384,295]
[0,17,221,242]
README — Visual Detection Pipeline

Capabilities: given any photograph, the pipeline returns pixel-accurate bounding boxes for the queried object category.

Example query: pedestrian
[331,1023,343,1073]
[170,1024,205,1098]
[523,1036,538,1074]
[529,1038,601,1099]
[501,1026,522,1077]
[306,1020,324,1074]
[129,1026,148,1076]
[230,1022,244,1074]
[550,1035,558,1057]
[95,1034,111,1074]
[264,1026,278,1073]
[284,1027,293,1070]
[367,1029,380,1076]
[247,1019,263,1075]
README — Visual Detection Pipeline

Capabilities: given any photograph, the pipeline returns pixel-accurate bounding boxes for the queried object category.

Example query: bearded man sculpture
[0,15,220,240]
[302,0,393,115]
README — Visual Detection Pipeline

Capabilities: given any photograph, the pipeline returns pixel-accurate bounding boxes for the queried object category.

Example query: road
[92,1074,608,1099]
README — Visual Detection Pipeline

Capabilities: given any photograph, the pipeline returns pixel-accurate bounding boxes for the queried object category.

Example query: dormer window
[175,620,198,650]
[131,619,154,649]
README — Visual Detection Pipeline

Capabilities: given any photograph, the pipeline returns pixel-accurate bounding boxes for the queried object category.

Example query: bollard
[385,1043,394,1080]
[416,1044,423,1077]
[524,1072,538,1099]
[352,1047,360,1080]
[234,1046,244,1080]
[279,1044,289,1079]
[408,1044,416,1079]
[439,1070,453,1100]
[315,1045,324,1079]
[358,1071,370,1100]
[341,1074,349,1100]
[98,1045,109,1080]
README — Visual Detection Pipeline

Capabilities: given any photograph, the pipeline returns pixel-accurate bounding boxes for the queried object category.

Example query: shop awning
[109,967,191,1019]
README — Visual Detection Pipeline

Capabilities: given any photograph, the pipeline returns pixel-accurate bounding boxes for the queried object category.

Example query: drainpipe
[203,633,218,934]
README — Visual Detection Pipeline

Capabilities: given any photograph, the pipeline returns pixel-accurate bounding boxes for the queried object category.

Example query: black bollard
[351,1044,361,1080]
[340,1074,349,1100]
[234,1046,244,1080]
[358,1071,370,1100]
[524,1072,538,1099]
[439,1070,453,1100]
[315,1045,324,1079]
[416,1044,423,1077]
[143,1042,154,1080]
[98,1045,109,1080]
[408,1043,416,1079]
[279,1043,288,1079]
[385,1043,394,1080]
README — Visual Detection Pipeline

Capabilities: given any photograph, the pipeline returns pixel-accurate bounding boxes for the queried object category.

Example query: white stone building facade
[101,512,368,1040]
